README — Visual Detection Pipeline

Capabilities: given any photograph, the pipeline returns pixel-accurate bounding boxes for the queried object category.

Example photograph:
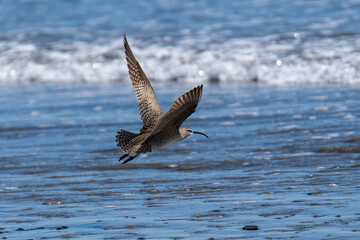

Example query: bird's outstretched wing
[150,85,203,135]
[124,36,163,133]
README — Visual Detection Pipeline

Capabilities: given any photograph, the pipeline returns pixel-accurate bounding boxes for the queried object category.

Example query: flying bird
[116,36,208,164]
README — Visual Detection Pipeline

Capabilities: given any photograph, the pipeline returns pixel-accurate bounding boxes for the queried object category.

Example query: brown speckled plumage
[124,36,163,133]
[116,35,208,164]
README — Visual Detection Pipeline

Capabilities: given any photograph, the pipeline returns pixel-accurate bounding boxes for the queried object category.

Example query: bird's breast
[150,132,183,150]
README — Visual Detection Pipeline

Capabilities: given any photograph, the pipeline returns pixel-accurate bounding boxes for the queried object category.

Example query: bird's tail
[116,129,139,149]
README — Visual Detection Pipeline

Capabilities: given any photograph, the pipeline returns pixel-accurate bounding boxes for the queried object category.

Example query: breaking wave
[1,34,359,85]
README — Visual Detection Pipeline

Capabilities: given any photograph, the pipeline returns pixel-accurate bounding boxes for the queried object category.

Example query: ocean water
[1,0,360,239]
[0,0,359,84]
[1,84,360,239]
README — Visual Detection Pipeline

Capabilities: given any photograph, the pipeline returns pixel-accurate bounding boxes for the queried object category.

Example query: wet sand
[1,83,360,239]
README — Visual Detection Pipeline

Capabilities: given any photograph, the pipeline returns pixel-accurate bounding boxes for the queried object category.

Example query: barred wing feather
[124,36,163,133]
[150,85,203,136]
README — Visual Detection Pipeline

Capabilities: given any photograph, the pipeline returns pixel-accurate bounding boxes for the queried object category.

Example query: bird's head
[180,127,209,139]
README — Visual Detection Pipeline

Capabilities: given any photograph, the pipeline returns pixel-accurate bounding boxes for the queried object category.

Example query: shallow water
[1,83,360,239]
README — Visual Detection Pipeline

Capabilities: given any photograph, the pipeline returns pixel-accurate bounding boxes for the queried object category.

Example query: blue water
[2,0,359,42]
[1,1,360,239]
[1,84,360,239]
[0,0,359,84]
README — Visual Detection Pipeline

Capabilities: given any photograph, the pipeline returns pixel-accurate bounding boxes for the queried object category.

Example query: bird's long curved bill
[193,131,209,138]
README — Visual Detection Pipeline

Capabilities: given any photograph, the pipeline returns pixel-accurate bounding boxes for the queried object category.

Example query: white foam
[278,124,299,131]
[0,36,360,84]
[343,114,356,121]
[221,121,235,126]
[314,106,329,112]
[311,135,329,140]
[291,152,314,157]
[313,133,340,140]
[328,133,340,138]
[234,111,259,116]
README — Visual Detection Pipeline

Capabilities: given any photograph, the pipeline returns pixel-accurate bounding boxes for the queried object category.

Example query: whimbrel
[116,36,208,164]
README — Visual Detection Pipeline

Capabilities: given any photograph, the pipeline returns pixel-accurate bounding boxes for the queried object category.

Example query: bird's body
[116,36,208,164]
